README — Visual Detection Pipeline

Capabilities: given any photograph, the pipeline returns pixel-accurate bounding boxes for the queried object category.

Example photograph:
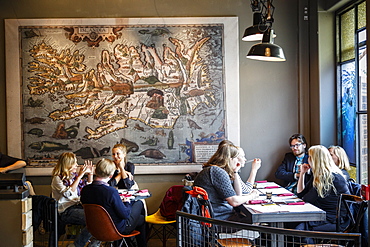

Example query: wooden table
[240,181,326,247]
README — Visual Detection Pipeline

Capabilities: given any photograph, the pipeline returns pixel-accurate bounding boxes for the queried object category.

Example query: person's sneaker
[67,243,76,247]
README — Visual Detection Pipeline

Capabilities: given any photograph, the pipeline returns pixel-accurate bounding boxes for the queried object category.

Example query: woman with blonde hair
[108,144,136,189]
[51,152,99,247]
[296,145,350,232]
[194,140,260,222]
[328,145,351,181]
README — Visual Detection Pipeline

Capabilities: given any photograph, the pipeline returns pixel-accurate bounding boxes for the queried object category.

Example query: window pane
[358,45,367,111]
[358,29,366,44]
[341,61,356,164]
[341,9,355,61]
[359,114,368,184]
[358,1,366,29]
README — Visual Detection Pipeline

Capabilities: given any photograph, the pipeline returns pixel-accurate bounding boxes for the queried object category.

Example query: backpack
[159,185,184,221]
[181,186,216,247]
[181,186,200,215]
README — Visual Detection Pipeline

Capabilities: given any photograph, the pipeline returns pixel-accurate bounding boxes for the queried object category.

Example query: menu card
[245,203,323,214]
[258,188,293,195]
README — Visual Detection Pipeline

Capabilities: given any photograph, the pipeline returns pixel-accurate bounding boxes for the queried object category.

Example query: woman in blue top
[296,145,350,232]
[108,144,136,189]
[194,140,259,222]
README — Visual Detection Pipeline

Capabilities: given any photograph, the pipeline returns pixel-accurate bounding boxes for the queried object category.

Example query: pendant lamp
[242,12,274,42]
[246,28,286,61]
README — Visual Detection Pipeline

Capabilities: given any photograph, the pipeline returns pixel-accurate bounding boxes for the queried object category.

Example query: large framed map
[5,17,239,172]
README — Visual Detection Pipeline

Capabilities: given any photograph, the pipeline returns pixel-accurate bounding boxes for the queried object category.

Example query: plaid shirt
[286,156,304,193]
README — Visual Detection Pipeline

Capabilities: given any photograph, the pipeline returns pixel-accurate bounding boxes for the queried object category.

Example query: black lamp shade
[246,28,286,62]
[247,43,286,61]
[242,24,269,41]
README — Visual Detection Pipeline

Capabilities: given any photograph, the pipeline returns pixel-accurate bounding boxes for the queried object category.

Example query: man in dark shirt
[275,134,311,193]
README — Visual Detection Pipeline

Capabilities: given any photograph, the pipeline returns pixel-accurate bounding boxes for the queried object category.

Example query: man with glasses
[275,133,311,194]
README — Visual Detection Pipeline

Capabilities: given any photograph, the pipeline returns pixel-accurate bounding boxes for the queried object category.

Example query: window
[337,1,367,184]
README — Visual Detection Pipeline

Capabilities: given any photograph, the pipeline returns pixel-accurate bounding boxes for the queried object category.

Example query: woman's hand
[125,171,134,180]
[234,164,242,173]
[226,189,260,207]
[78,160,93,177]
[248,189,259,200]
[300,163,310,174]
[251,158,262,171]
[117,162,129,179]
[118,160,126,169]
[246,158,261,185]
[122,197,131,203]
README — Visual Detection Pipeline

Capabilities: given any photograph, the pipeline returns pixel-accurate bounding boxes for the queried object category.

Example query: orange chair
[83,204,140,247]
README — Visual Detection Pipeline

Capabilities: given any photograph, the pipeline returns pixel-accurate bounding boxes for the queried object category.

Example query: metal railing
[176,211,361,247]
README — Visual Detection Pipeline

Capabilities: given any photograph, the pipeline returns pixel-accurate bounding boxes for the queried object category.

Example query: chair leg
[146,223,176,247]
[146,224,154,242]
[162,225,167,247]
[145,223,151,242]
[110,238,130,247]
[120,238,128,247]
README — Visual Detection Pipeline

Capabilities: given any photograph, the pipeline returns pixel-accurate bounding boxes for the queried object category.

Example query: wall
[239,0,302,182]
[318,11,336,147]
[0,0,324,213]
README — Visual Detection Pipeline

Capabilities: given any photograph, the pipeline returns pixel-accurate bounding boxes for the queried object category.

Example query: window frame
[336,0,367,183]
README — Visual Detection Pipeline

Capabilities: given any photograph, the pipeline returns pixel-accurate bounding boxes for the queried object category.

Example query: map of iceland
[21,24,225,164]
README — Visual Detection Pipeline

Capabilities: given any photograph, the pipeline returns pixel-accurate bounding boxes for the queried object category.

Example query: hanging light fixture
[242,0,271,41]
[246,28,285,61]
[242,12,270,41]
[244,0,286,62]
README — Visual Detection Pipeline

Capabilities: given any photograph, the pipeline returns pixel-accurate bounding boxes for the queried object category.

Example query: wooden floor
[147,237,177,247]
[33,225,177,247]
[34,235,177,247]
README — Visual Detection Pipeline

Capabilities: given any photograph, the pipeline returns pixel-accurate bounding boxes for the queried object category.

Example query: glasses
[290,143,303,149]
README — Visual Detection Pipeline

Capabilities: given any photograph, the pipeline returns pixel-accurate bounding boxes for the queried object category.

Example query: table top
[118,189,151,201]
[240,181,326,223]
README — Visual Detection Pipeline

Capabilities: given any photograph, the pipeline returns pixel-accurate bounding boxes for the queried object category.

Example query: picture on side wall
[5,18,240,169]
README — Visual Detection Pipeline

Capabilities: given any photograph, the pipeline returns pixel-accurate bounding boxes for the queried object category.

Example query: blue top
[194,166,236,220]
[297,172,350,224]
[108,161,135,189]
[341,169,350,181]
[80,181,132,233]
